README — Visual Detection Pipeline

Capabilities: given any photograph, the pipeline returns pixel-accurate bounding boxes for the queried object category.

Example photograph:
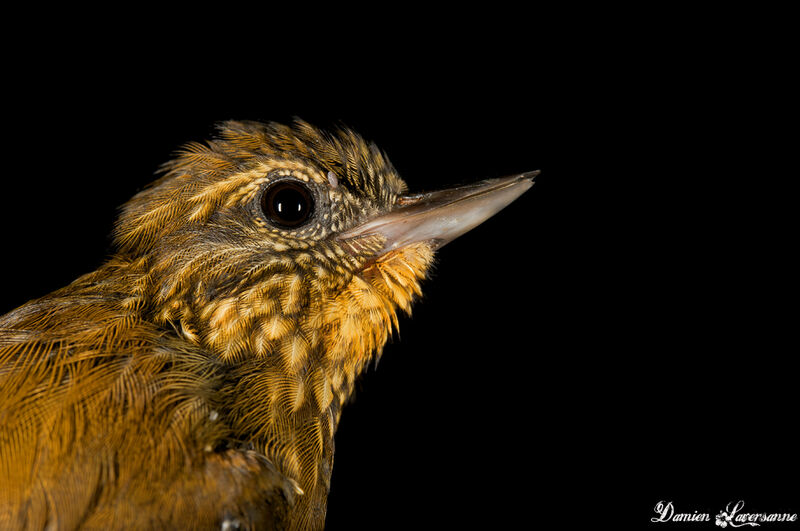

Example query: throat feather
[162,243,434,521]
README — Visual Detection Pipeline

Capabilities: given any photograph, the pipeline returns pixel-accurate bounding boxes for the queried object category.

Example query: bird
[0,119,536,530]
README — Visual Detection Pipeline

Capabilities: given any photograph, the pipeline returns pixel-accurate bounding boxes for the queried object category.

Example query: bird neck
[126,241,434,408]
[111,242,434,525]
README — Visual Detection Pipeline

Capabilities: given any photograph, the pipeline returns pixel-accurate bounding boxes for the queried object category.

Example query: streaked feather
[1,119,432,530]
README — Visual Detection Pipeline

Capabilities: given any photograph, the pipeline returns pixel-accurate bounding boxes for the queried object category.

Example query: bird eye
[260,180,314,228]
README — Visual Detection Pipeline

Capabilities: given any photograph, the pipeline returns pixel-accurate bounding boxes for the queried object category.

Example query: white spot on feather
[327,171,338,189]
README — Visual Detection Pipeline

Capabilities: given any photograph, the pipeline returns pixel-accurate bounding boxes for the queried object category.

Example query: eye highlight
[260,180,314,228]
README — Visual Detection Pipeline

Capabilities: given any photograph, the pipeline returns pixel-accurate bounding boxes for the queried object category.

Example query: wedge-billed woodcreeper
[0,119,536,530]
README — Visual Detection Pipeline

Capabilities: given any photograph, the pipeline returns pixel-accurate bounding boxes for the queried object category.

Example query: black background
[1,8,795,530]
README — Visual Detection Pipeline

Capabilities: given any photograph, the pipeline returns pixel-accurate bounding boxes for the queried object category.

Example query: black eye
[260,180,314,228]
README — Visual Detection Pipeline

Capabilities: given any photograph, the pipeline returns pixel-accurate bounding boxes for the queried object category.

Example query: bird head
[114,119,535,396]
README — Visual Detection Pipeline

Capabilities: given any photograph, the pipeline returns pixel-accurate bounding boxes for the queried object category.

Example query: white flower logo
[716,502,762,527]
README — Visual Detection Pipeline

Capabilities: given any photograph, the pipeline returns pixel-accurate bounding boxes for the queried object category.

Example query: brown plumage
[0,119,534,530]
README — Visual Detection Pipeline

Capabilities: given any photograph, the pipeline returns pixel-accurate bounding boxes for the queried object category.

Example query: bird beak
[338,170,539,256]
